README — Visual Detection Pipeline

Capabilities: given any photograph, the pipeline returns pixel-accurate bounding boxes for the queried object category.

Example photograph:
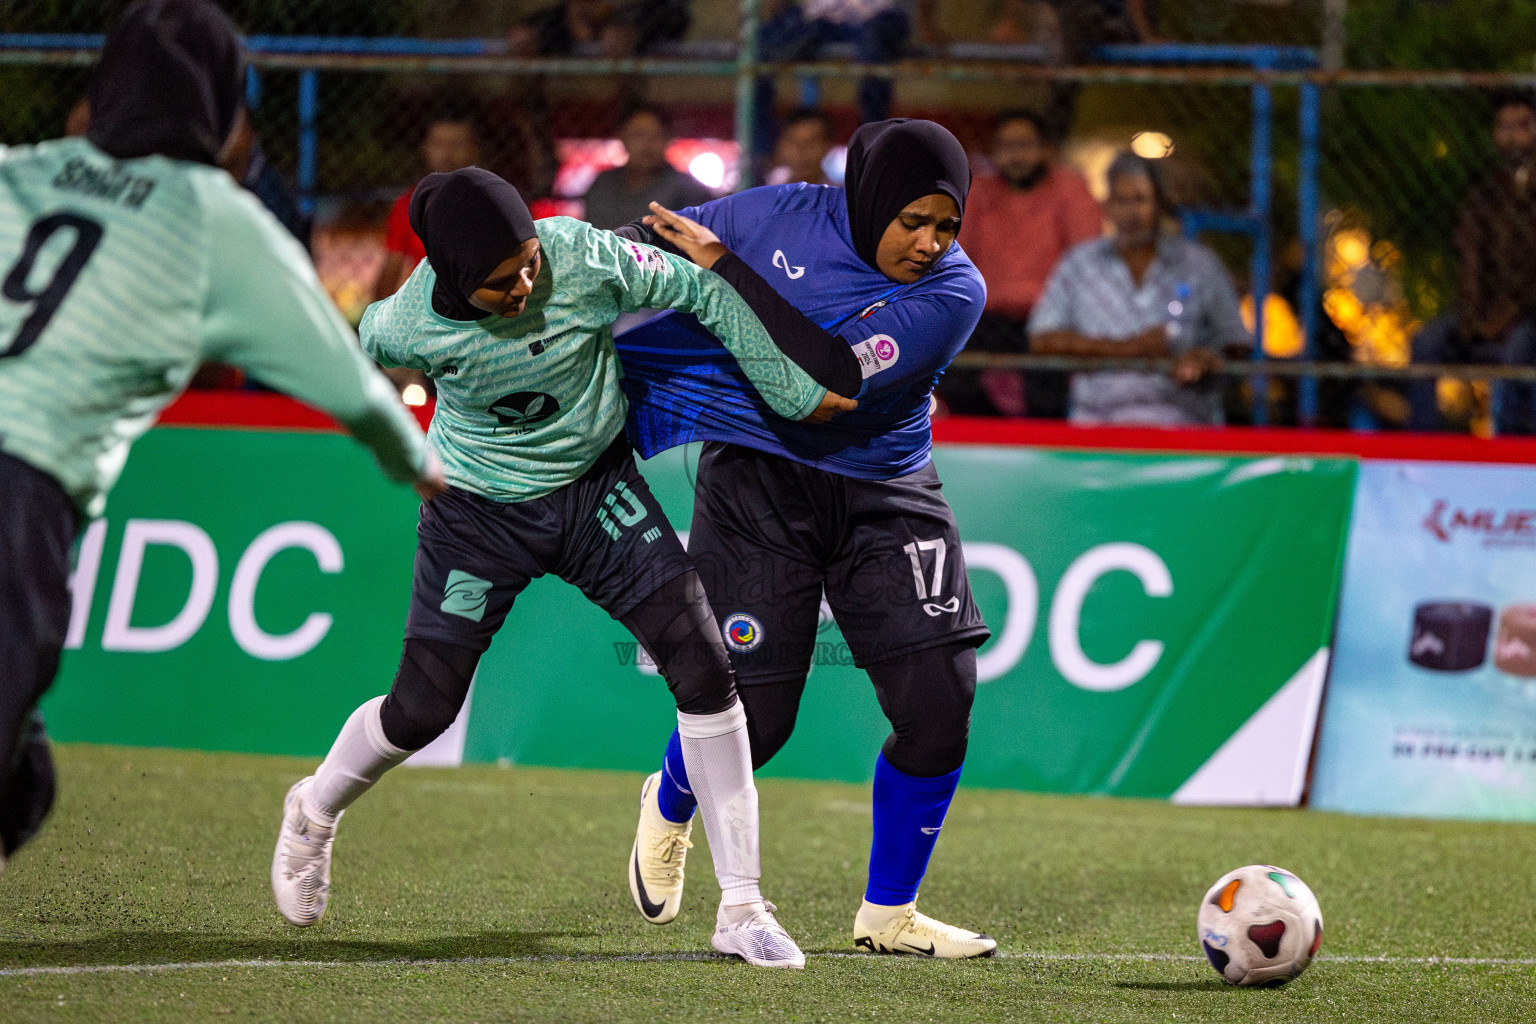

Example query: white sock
[306,696,411,822]
[677,700,762,907]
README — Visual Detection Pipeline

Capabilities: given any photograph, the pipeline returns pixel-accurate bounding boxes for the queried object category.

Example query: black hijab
[409,168,539,321]
[87,0,244,166]
[843,119,971,272]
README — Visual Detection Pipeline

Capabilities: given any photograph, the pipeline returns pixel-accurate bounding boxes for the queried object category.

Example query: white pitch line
[3,951,1536,979]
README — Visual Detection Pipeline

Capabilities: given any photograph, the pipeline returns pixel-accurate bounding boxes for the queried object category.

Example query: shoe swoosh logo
[632,848,667,919]
[901,941,937,956]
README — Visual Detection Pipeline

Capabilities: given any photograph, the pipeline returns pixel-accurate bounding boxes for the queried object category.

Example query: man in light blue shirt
[1030,151,1251,425]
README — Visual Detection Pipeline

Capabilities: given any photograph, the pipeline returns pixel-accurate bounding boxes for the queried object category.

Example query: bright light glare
[1130,131,1175,159]
[402,383,428,407]
[689,152,726,189]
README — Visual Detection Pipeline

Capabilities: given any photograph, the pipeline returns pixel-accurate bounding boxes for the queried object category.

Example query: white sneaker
[712,900,806,969]
[853,899,997,958]
[271,777,339,927]
[628,771,693,925]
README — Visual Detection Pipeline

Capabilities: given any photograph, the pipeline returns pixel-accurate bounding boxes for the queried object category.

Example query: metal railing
[5,17,1536,433]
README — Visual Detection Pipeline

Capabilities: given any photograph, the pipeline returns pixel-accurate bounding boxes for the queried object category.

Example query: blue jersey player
[614,120,996,957]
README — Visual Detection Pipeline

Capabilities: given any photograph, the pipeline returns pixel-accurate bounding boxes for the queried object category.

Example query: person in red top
[939,109,1101,417]
[371,111,484,303]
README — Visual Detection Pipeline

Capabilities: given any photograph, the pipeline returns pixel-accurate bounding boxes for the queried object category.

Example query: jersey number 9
[2,213,105,358]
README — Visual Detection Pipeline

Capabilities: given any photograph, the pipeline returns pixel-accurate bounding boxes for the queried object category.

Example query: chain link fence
[2,1,1533,430]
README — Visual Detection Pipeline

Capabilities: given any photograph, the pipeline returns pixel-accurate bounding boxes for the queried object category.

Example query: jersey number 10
[2,213,105,358]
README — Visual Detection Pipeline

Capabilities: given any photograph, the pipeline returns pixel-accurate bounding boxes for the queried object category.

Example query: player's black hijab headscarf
[409,167,539,321]
[88,0,244,166]
[843,119,972,273]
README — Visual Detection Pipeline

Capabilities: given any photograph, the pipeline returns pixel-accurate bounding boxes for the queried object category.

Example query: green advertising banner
[47,426,1356,802]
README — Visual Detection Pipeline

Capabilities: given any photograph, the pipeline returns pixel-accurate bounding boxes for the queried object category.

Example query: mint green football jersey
[361,216,824,503]
[0,137,426,517]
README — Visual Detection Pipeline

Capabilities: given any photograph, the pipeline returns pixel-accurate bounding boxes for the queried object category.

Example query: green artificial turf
[1,744,1534,1023]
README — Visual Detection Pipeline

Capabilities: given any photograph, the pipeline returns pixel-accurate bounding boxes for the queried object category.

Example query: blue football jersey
[614,183,985,480]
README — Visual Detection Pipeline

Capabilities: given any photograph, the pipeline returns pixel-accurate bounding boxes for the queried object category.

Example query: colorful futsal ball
[1197,865,1323,986]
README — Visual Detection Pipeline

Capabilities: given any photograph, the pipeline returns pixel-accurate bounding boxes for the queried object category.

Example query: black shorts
[405,436,694,652]
[0,451,78,776]
[687,442,990,683]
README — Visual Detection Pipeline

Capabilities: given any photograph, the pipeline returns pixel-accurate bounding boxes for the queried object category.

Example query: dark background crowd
[6,0,1534,435]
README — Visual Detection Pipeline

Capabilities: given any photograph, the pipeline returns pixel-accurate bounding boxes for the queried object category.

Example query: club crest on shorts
[723,612,764,653]
[442,570,492,622]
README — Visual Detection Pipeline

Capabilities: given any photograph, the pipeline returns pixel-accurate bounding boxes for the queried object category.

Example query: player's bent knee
[871,643,977,778]
[738,677,807,770]
[0,713,56,858]
[379,637,481,751]
[623,572,738,717]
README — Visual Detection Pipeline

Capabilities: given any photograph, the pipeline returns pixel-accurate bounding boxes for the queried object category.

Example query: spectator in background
[1409,90,1536,435]
[581,105,712,230]
[1029,151,1250,426]
[766,107,838,186]
[754,1,937,163]
[940,108,1100,417]
[65,97,91,137]
[221,109,310,248]
[507,0,691,58]
[371,108,483,302]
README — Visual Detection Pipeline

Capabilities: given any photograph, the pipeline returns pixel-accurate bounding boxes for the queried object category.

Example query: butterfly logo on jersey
[723,613,764,653]
[772,249,805,280]
[490,391,561,429]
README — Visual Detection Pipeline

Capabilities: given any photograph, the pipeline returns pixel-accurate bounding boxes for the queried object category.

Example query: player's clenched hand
[805,390,858,424]
[413,446,449,502]
[645,202,729,270]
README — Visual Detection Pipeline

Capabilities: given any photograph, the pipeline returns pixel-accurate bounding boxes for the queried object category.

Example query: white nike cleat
[628,771,693,925]
[271,777,340,927]
[712,900,806,969]
[853,899,997,958]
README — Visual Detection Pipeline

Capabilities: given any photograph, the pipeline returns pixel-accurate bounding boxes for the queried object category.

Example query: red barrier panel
[157,392,1536,466]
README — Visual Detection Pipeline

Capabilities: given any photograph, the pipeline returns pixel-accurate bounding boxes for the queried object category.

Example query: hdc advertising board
[1312,460,1536,820]
[45,424,1355,803]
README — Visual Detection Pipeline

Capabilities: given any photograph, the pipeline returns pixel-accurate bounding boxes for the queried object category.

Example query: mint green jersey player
[0,137,428,517]
[361,215,826,502]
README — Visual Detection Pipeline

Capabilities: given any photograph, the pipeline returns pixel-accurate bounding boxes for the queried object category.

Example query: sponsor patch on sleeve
[850,334,900,378]
[624,241,670,273]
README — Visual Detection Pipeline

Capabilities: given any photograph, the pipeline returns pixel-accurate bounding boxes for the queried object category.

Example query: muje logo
[441,570,493,622]
[1422,498,1536,546]
[490,391,560,428]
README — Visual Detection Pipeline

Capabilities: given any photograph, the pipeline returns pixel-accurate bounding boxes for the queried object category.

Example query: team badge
[723,612,764,653]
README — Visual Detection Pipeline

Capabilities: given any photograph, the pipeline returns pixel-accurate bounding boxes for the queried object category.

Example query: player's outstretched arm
[644,202,864,402]
[587,220,846,423]
[194,178,442,496]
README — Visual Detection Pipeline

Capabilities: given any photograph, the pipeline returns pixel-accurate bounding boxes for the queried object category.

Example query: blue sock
[865,753,962,906]
[655,729,698,824]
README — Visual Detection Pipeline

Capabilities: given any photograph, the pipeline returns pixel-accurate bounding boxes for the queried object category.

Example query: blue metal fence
[0,31,1327,423]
